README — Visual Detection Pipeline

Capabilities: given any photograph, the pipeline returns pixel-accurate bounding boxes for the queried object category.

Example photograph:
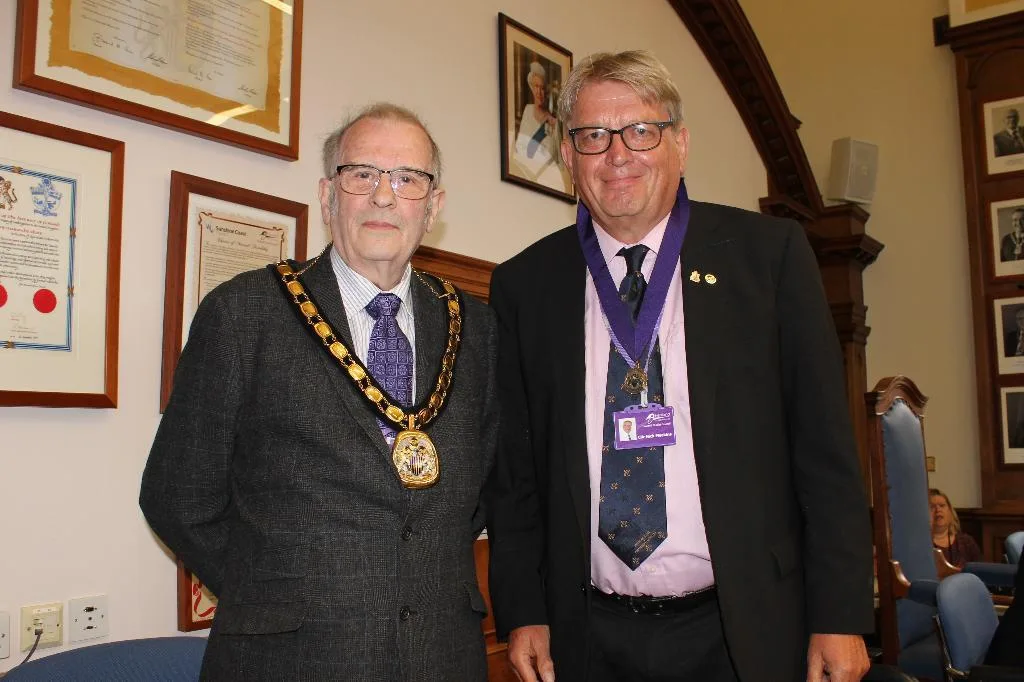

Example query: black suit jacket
[485,201,873,682]
[141,250,497,681]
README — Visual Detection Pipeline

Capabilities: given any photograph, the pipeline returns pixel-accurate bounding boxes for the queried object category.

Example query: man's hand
[507,624,555,682]
[807,633,870,682]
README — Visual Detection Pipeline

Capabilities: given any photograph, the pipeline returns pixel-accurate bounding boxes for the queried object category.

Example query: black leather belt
[589,585,717,615]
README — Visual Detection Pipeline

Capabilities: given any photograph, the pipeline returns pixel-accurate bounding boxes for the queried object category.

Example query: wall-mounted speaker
[826,137,879,205]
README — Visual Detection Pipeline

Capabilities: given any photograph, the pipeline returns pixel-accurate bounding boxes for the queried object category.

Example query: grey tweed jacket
[140,249,497,681]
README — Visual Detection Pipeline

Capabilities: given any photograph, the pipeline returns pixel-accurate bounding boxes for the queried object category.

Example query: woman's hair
[527,61,546,88]
[929,488,961,534]
[557,50,683,128]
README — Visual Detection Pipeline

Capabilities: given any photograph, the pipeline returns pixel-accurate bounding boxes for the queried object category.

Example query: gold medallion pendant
[392,424,440,489]
[622,363,648,396]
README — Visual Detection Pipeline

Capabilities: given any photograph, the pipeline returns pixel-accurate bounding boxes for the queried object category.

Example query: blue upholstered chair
[2,636,206,681]
[935,572,1024,682]
[1007,532,1024,566]
[867,376,944,680]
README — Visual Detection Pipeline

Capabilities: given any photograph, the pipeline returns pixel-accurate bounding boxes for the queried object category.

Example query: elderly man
[994,108,1024,157]
[485,51,873,682]
[141,103,497,681]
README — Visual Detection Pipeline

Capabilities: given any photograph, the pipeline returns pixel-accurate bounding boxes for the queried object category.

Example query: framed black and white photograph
[993,296,1024,374]
[984,96,1024,175]
[991,198,1024,278]
[1000,386,1024,466]
[498,13,574,203]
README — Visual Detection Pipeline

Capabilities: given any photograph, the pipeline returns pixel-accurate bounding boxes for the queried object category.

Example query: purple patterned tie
[365,293,413,444]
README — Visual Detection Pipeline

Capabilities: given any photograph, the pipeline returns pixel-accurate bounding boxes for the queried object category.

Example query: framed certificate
[161,171,308,409]
[14,0,303,160]
[177,561,217,632]
[0,111,123,408]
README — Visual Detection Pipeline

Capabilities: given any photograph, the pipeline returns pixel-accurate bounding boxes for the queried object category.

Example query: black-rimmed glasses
[567,120,674,155]
[335,164,435,200]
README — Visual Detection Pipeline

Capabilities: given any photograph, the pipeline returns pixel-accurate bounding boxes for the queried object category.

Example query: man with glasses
[142,103,498,680]
[485,51,872,682]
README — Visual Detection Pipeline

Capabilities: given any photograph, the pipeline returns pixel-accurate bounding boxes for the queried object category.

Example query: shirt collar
[593,213,672,268]
[329,246,413,313]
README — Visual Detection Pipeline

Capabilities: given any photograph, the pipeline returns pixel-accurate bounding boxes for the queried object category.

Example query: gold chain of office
[272,261,462,488]
[274,260,462,430]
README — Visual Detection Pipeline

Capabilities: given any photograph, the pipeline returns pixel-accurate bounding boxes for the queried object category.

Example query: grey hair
[321,103,443,185]
[557,50,683,129]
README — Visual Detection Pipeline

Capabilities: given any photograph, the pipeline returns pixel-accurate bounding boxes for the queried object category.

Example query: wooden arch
[669,0,885,481]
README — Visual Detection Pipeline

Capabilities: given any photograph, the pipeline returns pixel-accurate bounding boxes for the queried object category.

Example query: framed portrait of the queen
[498,13,575,203]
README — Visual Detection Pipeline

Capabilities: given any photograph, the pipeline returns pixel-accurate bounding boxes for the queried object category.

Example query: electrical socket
[0,610,10,659]
[68,595,108,643]
[20,602,62,651]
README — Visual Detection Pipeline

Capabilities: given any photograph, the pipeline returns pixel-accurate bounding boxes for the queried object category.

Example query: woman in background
[929,488,982,569]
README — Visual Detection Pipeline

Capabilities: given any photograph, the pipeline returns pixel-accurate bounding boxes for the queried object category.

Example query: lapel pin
[704,274,717,285]
[689,270,700,283]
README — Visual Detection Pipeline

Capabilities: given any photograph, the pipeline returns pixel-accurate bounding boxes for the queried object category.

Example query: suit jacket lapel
[679,204,728,480]
[548,231,591,552]
[301,250,391,458]
[411,272,445,406]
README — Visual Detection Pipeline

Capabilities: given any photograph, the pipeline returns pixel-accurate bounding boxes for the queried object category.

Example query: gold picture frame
[14,0,304,160]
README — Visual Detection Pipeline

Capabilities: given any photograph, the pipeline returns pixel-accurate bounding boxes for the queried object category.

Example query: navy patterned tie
[365,293,413,444]
[598,245,668,569]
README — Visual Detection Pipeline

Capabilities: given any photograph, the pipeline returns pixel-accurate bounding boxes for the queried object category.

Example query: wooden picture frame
[177,561,217,632]
[0,111,123,408]
[498,13,575,203]
[14,0,304,160]
[160,171,308,410]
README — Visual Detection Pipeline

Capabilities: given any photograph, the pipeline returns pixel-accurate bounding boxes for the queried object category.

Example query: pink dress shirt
[585,216,715,597]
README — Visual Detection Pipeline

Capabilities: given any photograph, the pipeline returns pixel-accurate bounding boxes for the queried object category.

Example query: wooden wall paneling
[945,10,1024,516]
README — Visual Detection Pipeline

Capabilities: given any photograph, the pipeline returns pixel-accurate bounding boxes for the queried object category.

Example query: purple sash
[576,180,690,368]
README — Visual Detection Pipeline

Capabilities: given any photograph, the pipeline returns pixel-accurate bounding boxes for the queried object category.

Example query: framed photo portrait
[0,111,123,408]
[1000,386,1024,466]
[14,0,303,160]
[984,95,1024,175]
[990,198,1024,278]
[498,13,575,203]
[160,171,307,409]
[993,295,1024,374]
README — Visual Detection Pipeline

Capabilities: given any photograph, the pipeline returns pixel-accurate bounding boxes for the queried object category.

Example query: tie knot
[618,244,650,275]
[366,292,402,320]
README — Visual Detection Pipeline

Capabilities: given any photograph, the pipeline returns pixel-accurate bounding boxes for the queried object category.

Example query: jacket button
[399,606,412,621]
[402,526,413,541]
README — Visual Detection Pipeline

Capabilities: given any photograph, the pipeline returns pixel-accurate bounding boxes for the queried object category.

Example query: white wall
[0,0,765,668]
[740,0,981,506]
